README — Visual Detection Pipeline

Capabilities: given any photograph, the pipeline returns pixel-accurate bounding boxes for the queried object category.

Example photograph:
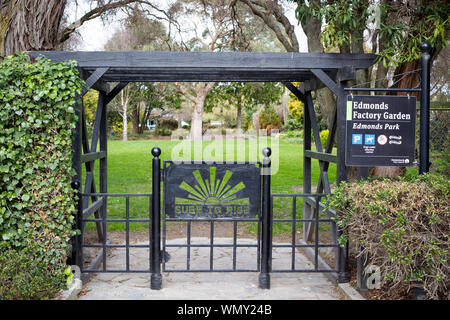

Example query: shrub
[319,129,329,148]
[154,127,172,136]
[0,52,81,299]
[284,130,303,138]
[326,173,449,299]
[284,118,302,131]
[258,106,283,130]
[0,242,66,300]
[158,119,178,130]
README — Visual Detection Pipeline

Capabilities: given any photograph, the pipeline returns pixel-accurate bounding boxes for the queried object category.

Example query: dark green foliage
[154,119,178,136]
[258,105,283,130]
[284,118,302,131]
[0,242,65,300]
[326,173,450,299]
[158,119,178,130]
[0,52,82,299]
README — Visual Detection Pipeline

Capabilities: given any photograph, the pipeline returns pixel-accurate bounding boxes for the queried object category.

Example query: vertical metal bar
[150,147,162,290]
[162,173,167,272]
[291,196,296,271]
[419,41,431,174]
[149,195,152,272]
[102,193,107,272]
[259,148,271,289]
[210,221,214,271]
[233,221,237,271]
[314,195,320,271]
[126,196,130,272]
[187,221,191,271]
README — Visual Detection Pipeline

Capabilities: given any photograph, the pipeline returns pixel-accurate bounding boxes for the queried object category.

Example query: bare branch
[58,0,145,45]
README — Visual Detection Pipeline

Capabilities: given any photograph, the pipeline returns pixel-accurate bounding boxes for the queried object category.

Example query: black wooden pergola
[29,51,376,283]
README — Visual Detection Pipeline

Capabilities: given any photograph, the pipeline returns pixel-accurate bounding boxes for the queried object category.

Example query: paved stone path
[78,238,340,300]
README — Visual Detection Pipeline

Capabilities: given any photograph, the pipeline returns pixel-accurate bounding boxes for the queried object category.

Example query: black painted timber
[304,150,337,163]
[29,51,376,82]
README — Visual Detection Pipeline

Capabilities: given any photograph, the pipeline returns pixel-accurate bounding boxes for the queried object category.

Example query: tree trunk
[131,108,139,135]
[190,97,205,140]
[178,82,214,141]
[1,0,67,55]
[122,109,128,141]
[301,8,336,132]
[236,103,242,130]
[121,90,128,141]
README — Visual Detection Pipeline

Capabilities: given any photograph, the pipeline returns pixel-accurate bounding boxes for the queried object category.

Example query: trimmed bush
[0,52,82,299]
[326,173,449,299]
[258,106,283,130]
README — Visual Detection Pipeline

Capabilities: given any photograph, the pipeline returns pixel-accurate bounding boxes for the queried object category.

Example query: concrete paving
[78,238,340,300]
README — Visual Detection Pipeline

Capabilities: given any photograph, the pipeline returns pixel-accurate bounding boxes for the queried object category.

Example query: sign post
[345,95,416,167]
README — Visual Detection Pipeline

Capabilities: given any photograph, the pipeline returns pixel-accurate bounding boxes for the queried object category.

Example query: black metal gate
[162,159,262,275]
[73,146,341,290]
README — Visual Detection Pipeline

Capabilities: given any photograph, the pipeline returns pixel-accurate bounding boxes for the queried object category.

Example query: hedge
[326,173,449,299]
[0,52,82,299]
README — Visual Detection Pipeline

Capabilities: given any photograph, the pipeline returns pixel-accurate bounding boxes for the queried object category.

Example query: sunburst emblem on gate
[178,167,247,204]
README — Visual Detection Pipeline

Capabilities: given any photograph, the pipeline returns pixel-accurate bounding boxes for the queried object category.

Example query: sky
[69,1,308,52]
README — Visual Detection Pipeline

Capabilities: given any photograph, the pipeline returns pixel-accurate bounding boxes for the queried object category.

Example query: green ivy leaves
[0,52,82,294]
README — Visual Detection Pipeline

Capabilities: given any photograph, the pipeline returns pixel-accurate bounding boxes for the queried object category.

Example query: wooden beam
[81,67,109,96]
[90,93,104,153]
[29,51,376,70]
[304,196,336,217]
[105,82,129,105]
[83,197,105,219]
[298,78,325,92]
[311,69,340,96]
[28,51,376,83]
[282,81,306,103]
[80,151,106,163]
[304,150,337,163]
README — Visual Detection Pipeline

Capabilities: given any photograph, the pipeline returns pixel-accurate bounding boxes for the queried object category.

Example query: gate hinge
[161,169,164,182]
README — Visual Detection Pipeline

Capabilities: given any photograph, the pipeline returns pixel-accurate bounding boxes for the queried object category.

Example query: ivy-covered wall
[0,52,82,299]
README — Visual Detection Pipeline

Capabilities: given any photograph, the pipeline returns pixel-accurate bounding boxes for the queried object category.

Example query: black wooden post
[71,180,83,270]
[70,91,83,269]
[356,168,369,290]
[419,41,431,174]
[336,84,350,283]
[151,147,162,290]
[99,90,108,234]
[303,93,312,241]
[259,147,272,289]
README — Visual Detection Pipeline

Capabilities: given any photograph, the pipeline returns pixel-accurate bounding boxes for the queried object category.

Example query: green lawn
[84,138,336,235]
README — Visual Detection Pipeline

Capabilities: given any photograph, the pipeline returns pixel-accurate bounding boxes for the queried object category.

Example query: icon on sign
[352,134,362,145]
[377,135,388,145]
[365,134,375,145]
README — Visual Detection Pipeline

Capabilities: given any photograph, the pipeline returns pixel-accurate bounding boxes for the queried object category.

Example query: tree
[165,0,285,139]
[103,8,181,139]
[166,0,236,140]
[234,0,449,177]
[0,0,167,55]
[205,82,284,130]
